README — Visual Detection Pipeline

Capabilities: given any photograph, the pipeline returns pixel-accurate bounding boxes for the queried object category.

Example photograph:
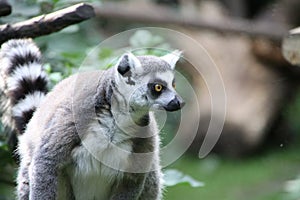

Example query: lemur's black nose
[164,96,185,112]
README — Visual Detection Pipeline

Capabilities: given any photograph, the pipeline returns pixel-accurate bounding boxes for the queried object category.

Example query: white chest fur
[68,120,133,200]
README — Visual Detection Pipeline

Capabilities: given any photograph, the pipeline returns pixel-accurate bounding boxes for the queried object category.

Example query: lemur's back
[21,70,106,156]
[20,70,114,200]
[26,70,107,134]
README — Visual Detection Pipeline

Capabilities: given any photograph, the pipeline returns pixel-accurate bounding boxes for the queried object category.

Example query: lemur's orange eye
[154,84,163,92]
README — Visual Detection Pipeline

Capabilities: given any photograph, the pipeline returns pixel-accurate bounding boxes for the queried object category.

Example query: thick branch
[0,3,95,44]
[95,2,289,42]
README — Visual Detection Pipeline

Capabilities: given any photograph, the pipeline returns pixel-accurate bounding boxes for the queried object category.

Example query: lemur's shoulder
[29,70,110,137]
[37,70,106,110]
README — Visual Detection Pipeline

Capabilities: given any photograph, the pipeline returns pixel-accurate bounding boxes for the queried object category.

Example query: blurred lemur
[0,39,184,200]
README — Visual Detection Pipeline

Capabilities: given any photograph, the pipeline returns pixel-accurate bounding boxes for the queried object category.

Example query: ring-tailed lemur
[0,38,184,200]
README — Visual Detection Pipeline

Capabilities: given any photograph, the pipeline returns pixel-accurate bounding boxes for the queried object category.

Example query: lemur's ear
[117,53,142,76]
[161,50,182,70]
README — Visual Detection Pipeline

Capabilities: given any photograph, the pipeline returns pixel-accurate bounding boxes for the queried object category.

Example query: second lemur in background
[0,38,184,200]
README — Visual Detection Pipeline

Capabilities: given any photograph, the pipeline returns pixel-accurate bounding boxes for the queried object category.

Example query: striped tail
[0,39,48,146]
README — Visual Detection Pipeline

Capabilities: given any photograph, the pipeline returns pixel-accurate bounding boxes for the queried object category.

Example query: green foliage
[165,146,300,200]
[164,169,204,188]
[285,90,300,134]
[284,175,300,200]
[0,126,15,200]
[129,30,171,56]
[80,29,174,72]
[0,0,40,23]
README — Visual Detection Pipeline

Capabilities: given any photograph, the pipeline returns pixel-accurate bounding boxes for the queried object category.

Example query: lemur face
[115,51,185,112]
[146,70,184,112]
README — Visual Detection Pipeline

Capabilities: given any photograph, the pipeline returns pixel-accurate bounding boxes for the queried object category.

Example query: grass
[1,142,300,200]
[164,143,300,200]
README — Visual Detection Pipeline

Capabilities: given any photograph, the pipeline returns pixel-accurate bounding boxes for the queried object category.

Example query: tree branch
[0,3,95,45]
[95,2,289,42]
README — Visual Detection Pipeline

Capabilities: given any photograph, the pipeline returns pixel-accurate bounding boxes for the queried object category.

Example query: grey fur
[1,41,183,200]
[136,56,171,75]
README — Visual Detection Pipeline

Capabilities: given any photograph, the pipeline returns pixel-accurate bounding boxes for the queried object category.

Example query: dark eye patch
[147,79,168,98]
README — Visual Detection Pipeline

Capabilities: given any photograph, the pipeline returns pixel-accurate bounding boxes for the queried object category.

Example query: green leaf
[0,140,6,148]
[163,169,204,188]
[284,175,300,199]
[60,25,80,34]
[43,63,52,73]
[49,72,63,83]
[98,48,114,60]
[129,30,164,48]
